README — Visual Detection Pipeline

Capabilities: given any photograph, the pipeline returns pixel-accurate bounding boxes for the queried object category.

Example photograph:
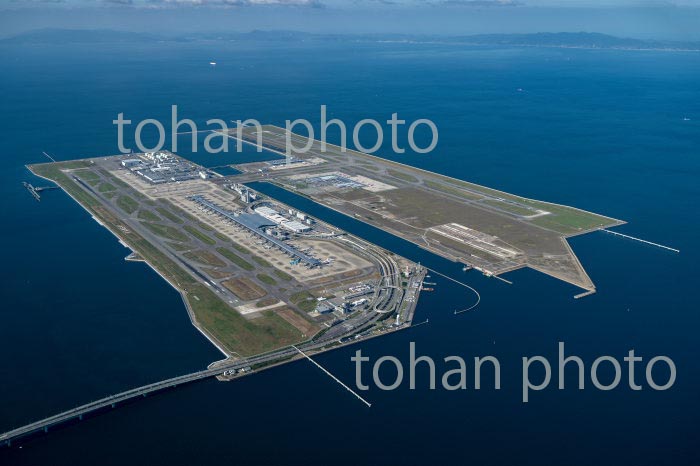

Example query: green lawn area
[273,269,293,281]
[252,255,272,268]
[217,247,254,271]
[291,290,317,312]
[481,199,536,216]
[75,169,100,183]
[256,297,279,308]
[257,273,277,286]
[423,180,484,201]
[116,195,138,215]
[168,241,191,252]
[231,242,251,254]
[156,206,184,224]
[297,299,317,313]
[528,204,618,234]
[290,290,314,303]
[141,221,189,242]
[97,168,130,189]
[77,170,100,180]
[213,231,231,242]
[98,182,116,193]
[50,160,93,170]
[426,176,619,234]
[387,169,418,183]
[184,249,226,267]
[184,225,216,245]
[187,290,303,355]
[137,209,161,222]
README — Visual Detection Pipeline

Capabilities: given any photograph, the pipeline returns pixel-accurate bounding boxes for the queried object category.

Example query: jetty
[23,181,58,201]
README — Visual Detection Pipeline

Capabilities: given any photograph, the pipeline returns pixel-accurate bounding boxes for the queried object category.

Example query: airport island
[3,125,626,445]
[28,125,623,366]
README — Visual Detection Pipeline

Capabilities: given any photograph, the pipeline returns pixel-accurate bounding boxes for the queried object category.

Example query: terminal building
[231,183,258,204]
[281,220,311,233]
[254,206,311,233]
[188,195,320,267]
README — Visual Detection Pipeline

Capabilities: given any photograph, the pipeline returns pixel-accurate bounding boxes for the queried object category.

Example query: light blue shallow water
[0,40,698,465]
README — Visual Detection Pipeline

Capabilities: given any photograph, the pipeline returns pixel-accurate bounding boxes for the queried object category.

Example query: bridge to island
[0,367,220,447]
[1,313,398,448]
[0,348,300,447]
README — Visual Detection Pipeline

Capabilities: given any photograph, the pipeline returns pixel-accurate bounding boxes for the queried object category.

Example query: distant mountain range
[2,29,699,51]
[0,28,161,44]
[446,32,700,50]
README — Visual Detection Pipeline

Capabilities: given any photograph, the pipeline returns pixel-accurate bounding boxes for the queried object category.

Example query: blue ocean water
[0,40,698,465]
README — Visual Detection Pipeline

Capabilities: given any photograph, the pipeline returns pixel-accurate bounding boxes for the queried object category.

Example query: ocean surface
[0,40,698,465]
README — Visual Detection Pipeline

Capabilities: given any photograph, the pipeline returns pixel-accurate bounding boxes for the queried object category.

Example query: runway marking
[601,229,679,253]
[292,345,372,408]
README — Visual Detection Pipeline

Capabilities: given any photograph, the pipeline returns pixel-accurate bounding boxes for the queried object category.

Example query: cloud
[5,0,67,3]
[343,0,522,6]
[438,0,523,6]
[7,0,327,7]
[144,0,323,6]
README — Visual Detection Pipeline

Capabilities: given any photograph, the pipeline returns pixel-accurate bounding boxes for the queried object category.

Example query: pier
[22,181,58,201]
[292,345,372,408]
[601,229,680,253]
[41,151,56,162]
[574,290,596,300]
[422,267,481,315]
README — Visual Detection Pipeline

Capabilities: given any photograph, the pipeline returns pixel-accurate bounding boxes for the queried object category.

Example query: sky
[1,0,700,40]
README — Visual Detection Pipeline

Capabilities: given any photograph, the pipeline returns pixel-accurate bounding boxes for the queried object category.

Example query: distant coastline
[2,29,699,52]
